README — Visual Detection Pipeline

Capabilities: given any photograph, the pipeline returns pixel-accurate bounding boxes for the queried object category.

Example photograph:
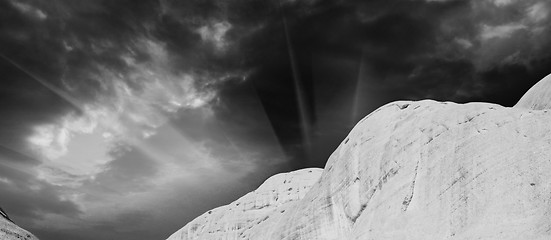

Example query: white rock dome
[514,73,551,110]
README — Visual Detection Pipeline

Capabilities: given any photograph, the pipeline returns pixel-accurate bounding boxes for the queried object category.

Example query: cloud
[0,1,265,240]
[527,2,549,23]
[25,36,226,187]
[9,0,47,20]
[196,21,232,51]
[490,0,516,7]
[455,38,474,49]
[0,162,81,227]
[468,0,551,71]
[0,2,263,238]
[480,23,526,40]
[22,105,287,239]
[425,0,456,2]
[28,113,96,161]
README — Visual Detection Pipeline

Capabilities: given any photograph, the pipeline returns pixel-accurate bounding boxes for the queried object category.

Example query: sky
[0,0,550,239]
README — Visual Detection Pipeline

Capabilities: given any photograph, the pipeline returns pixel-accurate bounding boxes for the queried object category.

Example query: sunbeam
[0,53,83,112]
[351,49,366,126]
[0,159,36,179]
[223,134,247,163]
[0,143,40,165]
[279,2,312,164]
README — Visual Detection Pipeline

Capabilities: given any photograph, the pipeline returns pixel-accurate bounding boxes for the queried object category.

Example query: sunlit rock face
[166,168,323,240]
[515,73,551,110]
[168,77,551,240]
[0,214,38,240]
[252,100,551,240]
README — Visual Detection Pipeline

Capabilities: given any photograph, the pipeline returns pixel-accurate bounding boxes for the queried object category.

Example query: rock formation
[167,74,551,240]
[515,73,551,110]
[0,208,39,240]
[166,168,323,240]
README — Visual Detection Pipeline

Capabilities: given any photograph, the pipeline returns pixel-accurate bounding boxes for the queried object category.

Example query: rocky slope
[166,168,323,240]
[515,74,551,110]
[0,211,38,240]
[167,74,551,240]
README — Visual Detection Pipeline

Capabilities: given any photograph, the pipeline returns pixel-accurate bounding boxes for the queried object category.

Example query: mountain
[0,208,38,240]
[167,74,551,240]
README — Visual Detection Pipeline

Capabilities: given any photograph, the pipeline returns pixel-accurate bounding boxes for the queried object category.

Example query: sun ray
[351,49,366,126]
[223,134,247,162]
[0,143,41,165]
[0,52,83,112]
[0,155,37,177]
[279,2,312,164]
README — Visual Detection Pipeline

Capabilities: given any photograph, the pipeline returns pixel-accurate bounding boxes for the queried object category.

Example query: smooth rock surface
[0,215,38,240]
[168,85,551,240]
[515,73,551,110]
[166,168,322,240]
[252,100,551,240]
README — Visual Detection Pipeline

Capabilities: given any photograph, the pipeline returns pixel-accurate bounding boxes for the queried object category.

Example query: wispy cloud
[26,37,222,187]
[455,38,474,49]
[2,2,283,238]
[480,23,526,40]
[196,21,232,51]
[490,0,516,7]
[527,2,549,23]
[8,0,47,21]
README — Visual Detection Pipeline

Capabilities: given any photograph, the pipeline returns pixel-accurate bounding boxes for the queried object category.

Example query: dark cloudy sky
[0,0,550,239]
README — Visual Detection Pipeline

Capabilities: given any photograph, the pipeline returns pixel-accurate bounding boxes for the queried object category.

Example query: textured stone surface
[252,100,551,240]
[515,73,551,110]
[0,215,38,240]
[168,77,551,240]
[166,168,322,240]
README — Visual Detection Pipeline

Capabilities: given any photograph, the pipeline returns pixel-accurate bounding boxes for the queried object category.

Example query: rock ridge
[515,73,551,110]
[167,74,551,240]
[0,208,39,240]
[166,168,323,240]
